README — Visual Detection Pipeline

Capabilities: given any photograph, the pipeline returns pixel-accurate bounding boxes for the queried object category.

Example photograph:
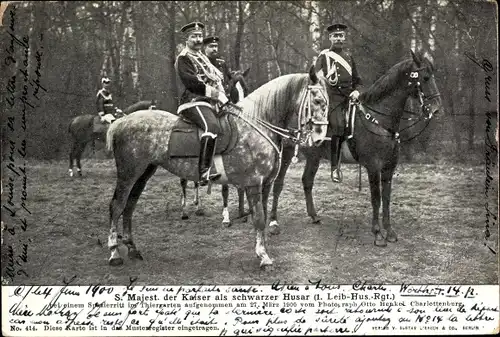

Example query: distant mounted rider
[96,77,122,124]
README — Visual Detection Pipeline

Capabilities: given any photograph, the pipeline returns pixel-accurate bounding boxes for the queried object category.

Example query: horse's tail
[106,120,119,153]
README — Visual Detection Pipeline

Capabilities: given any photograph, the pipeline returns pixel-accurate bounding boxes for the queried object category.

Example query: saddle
[167,111,239,158]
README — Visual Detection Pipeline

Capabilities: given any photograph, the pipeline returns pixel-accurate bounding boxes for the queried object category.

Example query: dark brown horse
[179,68,250,224]
[105,66,330,267]
[68,100,156,177]
[269,50,442,247]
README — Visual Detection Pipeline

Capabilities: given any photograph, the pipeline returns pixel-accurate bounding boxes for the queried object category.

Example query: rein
[354,67,441,143]
[227,84,328,148]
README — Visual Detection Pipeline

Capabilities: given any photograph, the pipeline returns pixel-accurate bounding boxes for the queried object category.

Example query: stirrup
[199,169,221,186]
[331,168,343,183]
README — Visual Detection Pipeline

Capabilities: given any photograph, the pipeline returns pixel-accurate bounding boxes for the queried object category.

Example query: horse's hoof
[386,230,398,243]
[269,222,281,235]
[311,215,322,224]
[222,220,232,228]
[181,214,189,220]
[374,233,387,247]
[109,257,123,266]
[195,209,205,216]
[260,260,274,271]
[128,250,143,260]
[77,171,82,177]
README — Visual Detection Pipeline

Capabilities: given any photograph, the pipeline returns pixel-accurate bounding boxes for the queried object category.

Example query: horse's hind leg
[180,178,189,220]
[194,182,205,216]
[302,152,322,224]
[69,141,75,177]
[108,166,146,265]
[123,164,158,260]
[222,184,231,226]
[381,166,398,243]
[75,142,86,177]
[367,169,386,246]
[269,146,294,234]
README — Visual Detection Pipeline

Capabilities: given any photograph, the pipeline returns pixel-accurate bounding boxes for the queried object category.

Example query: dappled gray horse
[105,66,330,268]
[269,50,442,247]
[68,100,156,177]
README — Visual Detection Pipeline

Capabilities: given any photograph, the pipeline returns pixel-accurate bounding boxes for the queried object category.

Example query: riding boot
[331,136,343,183]
[199,134,221,186]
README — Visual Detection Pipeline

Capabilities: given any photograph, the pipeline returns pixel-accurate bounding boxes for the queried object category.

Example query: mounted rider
[174,22,228,186]
[314,23,363,183]
[203,35,232,93]
[96,77,122,124]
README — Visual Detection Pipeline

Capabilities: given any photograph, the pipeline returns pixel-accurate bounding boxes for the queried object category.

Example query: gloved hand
[98,111,105,117]
[116,108,123,114]
[349,90,360,101]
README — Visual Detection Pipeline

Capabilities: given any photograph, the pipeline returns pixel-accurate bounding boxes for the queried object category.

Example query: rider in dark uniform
[174,22,228,186]
[203,36,232,93]
[96,77,121,124]
[315,23,363,183]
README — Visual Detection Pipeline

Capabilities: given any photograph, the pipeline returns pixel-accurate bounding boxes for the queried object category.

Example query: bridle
[355,65,441,143]
[251,84,329,145]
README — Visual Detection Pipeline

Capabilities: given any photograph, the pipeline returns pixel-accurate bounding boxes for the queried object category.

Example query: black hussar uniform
[314,23,363,183]
[203,36,232,94]
[210,57,232,93]
[175,22,227,185]
[96,88,115,115]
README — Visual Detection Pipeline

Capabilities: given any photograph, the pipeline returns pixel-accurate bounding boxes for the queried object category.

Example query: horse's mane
[239,74,310,124]
[359,58,415,104]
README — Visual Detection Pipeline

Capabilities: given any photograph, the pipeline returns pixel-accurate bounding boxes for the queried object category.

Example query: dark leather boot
[331,136,343,183]
[199,135,221,186]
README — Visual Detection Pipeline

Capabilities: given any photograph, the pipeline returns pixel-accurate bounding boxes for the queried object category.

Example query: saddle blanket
[167,114,238,158]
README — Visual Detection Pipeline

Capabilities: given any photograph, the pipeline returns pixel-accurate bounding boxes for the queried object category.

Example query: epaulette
[96,89,105,97]
[177,49,188,57]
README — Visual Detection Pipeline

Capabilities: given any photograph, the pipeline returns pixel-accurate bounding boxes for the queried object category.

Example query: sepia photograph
[1,0,498,289]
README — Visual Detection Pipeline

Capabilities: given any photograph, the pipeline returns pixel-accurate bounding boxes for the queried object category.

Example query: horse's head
[228,67,250,103]
[299,65,330,147]
[408,50,442,119]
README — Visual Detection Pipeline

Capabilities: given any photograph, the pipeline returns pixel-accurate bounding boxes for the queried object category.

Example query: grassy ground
[1,158,498,286]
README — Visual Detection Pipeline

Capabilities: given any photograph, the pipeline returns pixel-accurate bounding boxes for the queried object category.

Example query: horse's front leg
[237,188,248,220]
[381,166,398,243]
[180,178,189,220]
[368,170,385,246]
[246,185,273,268]
[269,146,294,235]
[302,151,322,223]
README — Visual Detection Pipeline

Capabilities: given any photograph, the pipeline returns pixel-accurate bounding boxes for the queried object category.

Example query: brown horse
[269,50,442,247]
[68,100,156,177]
[105,66,330,268]
[179,68,250,223]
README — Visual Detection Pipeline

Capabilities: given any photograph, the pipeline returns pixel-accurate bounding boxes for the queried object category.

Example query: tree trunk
[233,0,244,70]
[168,1,179,111]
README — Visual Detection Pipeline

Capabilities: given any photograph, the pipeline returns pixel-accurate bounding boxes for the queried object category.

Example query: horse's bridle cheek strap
[297,85,329,131]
